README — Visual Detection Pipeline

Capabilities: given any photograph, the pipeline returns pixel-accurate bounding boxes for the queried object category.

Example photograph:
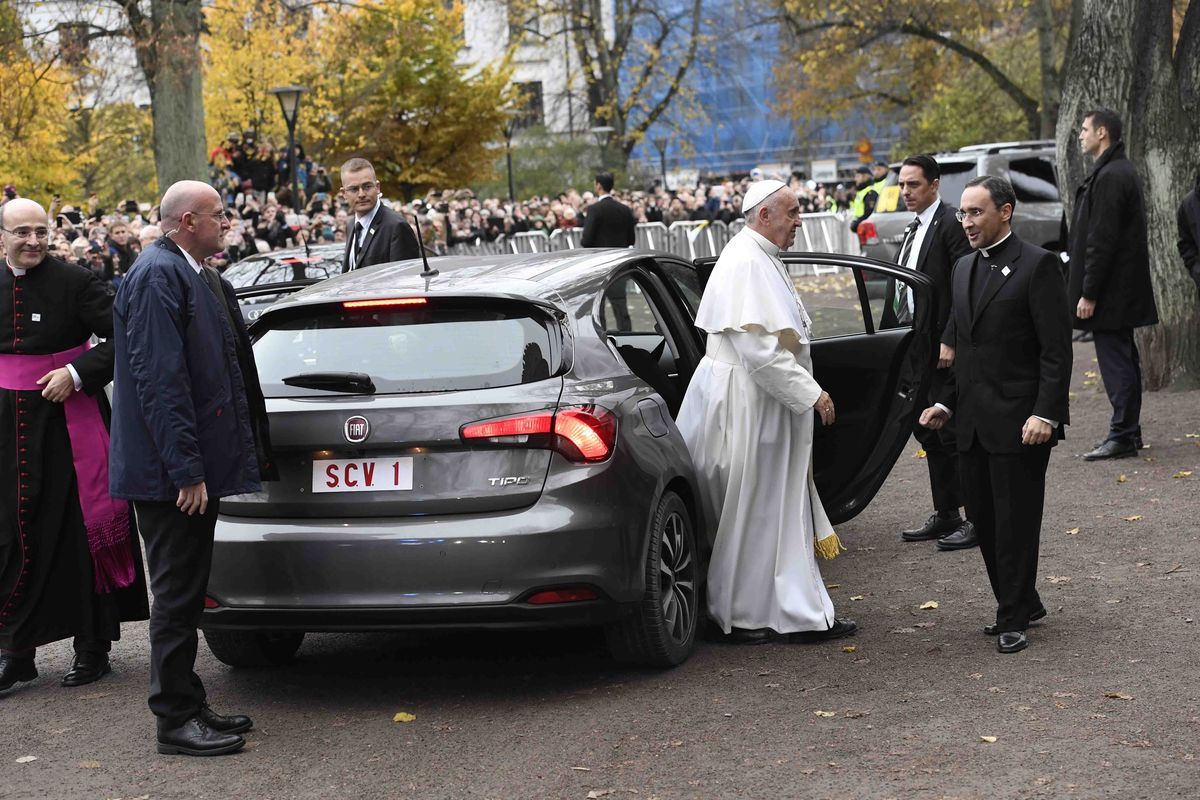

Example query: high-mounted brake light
[461,405,616,463]
[342,298,428,309]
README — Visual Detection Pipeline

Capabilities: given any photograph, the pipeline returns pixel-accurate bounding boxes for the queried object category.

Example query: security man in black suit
[340,157,421,272]
[884,155,977,551]
[581,172,636,248]
[920,175,1072,655]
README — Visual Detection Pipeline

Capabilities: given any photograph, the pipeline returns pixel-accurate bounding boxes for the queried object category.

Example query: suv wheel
[204,630,305,667]
[605,491,698,667]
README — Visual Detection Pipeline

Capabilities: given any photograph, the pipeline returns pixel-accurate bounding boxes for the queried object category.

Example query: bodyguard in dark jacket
[1067,111,1158,460]
[1178,168,1200,293]
[110,181,274,758]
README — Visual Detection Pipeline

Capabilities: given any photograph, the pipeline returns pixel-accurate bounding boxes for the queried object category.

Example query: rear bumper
[202,498,645,632]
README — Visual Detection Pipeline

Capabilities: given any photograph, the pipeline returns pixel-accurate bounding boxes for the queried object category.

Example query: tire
[605,491,699,667]
[203,630,304,668]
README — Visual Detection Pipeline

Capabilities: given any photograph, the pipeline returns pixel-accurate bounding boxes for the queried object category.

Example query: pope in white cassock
[676,180,858,645]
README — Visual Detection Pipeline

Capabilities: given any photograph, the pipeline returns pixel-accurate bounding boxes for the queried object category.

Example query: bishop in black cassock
[0,198,147,693]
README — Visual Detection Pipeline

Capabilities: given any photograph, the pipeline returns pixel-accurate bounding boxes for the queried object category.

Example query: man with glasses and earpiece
[339,157,420,272]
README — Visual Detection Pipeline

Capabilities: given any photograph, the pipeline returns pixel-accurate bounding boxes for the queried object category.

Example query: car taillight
[526,586,598,604]
[857,221,878,246]
[204,595,221,609]
[461,405,617,463]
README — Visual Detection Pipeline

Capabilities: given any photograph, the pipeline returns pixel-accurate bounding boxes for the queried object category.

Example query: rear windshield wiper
[281,371,377,394]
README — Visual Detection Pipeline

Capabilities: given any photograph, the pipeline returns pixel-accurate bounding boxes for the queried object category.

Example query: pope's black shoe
[198,704,253,735]
[790,618,858,643]
[156,717,245,757]
[997,631,1028,654]
[901,513,963,542]
[61,652,111,687]
[984,608,1045,636]
[725,627,776,645]
[0,655,37,692]
[936,521,978,551]
[1083,439,1137,461]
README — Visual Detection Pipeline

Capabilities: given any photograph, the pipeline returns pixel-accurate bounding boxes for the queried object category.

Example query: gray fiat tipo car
[202,248,936,668]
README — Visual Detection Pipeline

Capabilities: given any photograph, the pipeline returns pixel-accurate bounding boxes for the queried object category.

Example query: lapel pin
[31,313,41,322]
[1001,266,1011,277]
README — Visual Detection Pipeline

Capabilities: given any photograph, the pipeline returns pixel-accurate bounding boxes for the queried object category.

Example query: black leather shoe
[1092,435,1144,451]
[901,513,963,542]
[156,717,245,756]
[725,627,776,645]
[936,521,978,551]
[997,631,1028,653]
[0,655,37,692]
[984,608,1045,636]
[1083,439,1137,461]
[61,652,111,687]
[198,704,253,734]
[790,618,858,643]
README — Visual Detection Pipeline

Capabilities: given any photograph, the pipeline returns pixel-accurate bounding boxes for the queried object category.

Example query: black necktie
[893,217,920,319]
[350,221,363,269]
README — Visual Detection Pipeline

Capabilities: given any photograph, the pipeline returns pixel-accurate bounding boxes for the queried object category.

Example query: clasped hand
[814,390,835,426]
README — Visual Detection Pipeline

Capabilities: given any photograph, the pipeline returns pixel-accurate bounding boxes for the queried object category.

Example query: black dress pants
[1093,328,1143,443]
[959,439,1050,633]
[134,498,219,731]
[914,368,963,514]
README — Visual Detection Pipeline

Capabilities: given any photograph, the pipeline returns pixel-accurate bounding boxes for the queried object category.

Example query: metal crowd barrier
[439,212,861,262]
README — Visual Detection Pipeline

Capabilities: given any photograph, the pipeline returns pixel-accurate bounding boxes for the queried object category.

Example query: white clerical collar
[743,226,780,257]
[979,230,1013,258]
[355,198,382,231]
[7,261,27,277]
[915,197,941,228]
[597,193,612,201]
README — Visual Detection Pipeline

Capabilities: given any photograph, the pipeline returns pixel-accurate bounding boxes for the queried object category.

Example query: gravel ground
[2,341,1198,800]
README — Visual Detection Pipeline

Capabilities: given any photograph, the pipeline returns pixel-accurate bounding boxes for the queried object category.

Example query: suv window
[254,301,555,397]
[936,161,978,207]
[1008,157,1060,203]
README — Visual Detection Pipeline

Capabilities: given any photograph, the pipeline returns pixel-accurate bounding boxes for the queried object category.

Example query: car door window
[657,260,702,317]
[601,271,687,415]
[1008,157,1060,203]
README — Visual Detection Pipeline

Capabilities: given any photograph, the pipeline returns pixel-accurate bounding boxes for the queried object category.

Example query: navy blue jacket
[110,238,267,501]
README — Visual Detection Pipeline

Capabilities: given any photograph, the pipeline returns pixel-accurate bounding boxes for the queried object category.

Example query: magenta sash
[0,343,135,593]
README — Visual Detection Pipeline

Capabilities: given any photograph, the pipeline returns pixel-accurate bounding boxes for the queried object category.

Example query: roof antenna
[410,203,439,279]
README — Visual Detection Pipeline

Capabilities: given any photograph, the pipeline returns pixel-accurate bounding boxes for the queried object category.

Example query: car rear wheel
[204,630,305,668]
[605,491,698,667]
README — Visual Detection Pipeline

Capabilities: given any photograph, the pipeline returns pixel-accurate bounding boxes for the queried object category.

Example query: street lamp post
[652,135,669,190]
[502,116,518,202]
[269,85,307,212]
[590,125,615,172]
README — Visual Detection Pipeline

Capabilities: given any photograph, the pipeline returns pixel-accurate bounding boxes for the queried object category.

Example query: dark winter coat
[1177,179,1200,293]
[1066,142,1159,331]
[109,238,274,501]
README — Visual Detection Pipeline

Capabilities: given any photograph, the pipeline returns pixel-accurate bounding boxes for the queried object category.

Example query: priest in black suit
[0,198,148,694]
[581,172,636,248]
[920,175,1072,655]
[884,155,976,551]
[339,158,421,272]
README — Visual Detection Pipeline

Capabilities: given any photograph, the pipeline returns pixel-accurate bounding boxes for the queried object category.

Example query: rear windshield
[254,301,556,397]
[223,254,340,287]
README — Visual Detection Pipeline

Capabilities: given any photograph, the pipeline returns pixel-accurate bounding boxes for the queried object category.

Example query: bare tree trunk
[1057,0,1200,390]
[1034,0,1060,137]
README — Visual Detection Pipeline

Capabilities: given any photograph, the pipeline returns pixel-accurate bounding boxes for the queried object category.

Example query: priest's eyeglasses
[954,209,987,222]
[0,226,50,240]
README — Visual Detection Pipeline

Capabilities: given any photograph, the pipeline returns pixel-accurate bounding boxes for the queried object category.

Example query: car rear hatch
[221,295,567,518]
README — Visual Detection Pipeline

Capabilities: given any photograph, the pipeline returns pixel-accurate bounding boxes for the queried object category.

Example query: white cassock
[676,227,841,635]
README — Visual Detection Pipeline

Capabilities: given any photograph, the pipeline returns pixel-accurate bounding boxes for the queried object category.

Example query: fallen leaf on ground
[1185,433,1199,438]
[15,756,37,763]
[914,621,936,628]
[1084,370,1098,379]
[919,601,939,610]
[1053,692,1077,698]
[849,595,864,601]
[1165,563,1184,574]
[813,710,836,717]
[980,736,998,743]
[842,645,857,653]
[571,767,592,772]
[1046,575,1072,584]
[891,627,916,634]
[1104,691,1133,700]
[723,713,733,718]
[1117,474,1127,483]
[1121,515,1143,522]
[825,583,841,589]
[78,761,100,769]
[1173,471,1193,479]
[392,712,417,723]
[764,682,781,688]
[587,791,614,799]
[1066,527,1080,535]
[915,448,927,458]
